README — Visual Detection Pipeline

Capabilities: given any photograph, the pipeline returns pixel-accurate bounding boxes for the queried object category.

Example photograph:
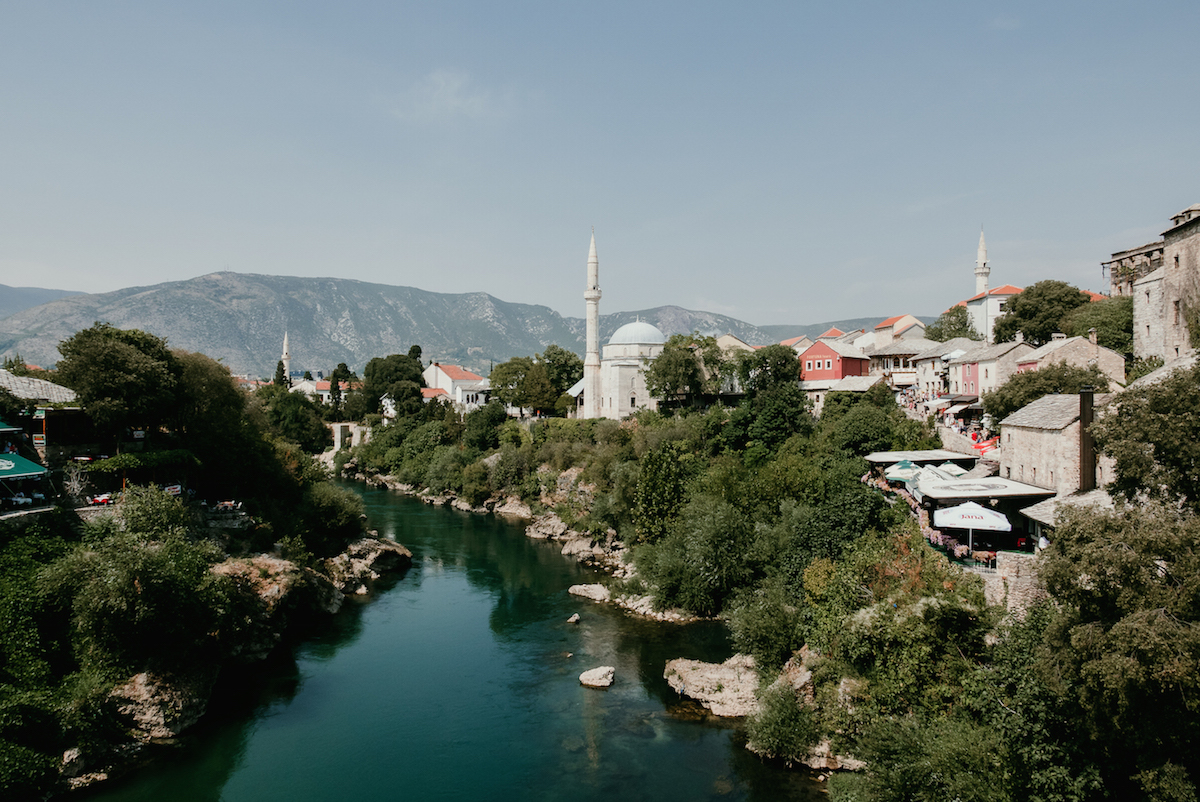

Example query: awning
[0,419,20,434]
[944,403,969,415]
[0,453,48,480]
[925,398,952,410]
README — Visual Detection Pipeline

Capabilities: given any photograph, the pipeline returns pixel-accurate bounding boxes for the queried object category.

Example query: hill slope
[0,272,778,376]
[0,284,80,320]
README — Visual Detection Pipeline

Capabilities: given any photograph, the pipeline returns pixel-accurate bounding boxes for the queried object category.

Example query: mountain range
[0,272,907,377]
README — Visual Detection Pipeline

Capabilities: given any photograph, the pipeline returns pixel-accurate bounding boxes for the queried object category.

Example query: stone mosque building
[572,233,666,419]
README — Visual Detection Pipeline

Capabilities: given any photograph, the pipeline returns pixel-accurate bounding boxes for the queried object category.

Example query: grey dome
[608,321,667,345]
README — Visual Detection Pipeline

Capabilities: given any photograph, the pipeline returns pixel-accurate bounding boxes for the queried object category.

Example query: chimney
[1079,387,1096,492]
[1016,331,1024,343]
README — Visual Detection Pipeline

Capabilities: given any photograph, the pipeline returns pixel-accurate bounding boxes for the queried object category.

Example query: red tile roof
[421,387,449,399]
[431,363,484,382]
[817,327,845,338]
[1085,290,1107,302]
[874,315,907,329]
[964,285,1023,303]
[779,335,808,347]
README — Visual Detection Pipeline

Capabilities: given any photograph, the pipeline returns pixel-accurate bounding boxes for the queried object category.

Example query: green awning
[0,453,48,480]
[0,419,20,434]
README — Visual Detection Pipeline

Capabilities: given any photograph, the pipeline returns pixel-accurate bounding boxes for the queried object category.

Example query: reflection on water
[83,484,824,802]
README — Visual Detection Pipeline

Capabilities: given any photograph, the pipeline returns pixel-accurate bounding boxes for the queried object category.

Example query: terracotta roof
[779,335,811,347]
[431,363,483,382]
[875,315,907,329]
[817,327,845,338]
[1084,290,1107,302]
[421,387,449,399]
[964,284,1023,303]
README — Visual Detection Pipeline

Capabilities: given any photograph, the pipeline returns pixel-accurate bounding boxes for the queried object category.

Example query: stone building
[999,392,1113,496]
[1104,203,1200,361]
[1014,331,1126,387]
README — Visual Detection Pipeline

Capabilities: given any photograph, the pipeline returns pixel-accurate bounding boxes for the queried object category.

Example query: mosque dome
[608,320,667,345]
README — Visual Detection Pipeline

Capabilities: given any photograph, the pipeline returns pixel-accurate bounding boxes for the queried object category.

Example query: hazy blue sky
[3,2,1197,326]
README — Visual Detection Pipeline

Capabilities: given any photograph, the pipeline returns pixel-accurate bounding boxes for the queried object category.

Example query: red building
[798,340,868,381]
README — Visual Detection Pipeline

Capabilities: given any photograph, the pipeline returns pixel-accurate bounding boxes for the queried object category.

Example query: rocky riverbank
[61,534,412,792]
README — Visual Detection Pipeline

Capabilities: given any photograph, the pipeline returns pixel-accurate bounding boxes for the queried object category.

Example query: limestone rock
[664,654,759,717]
[799,740,866,772]
[323,537,414,596]
[526,512,568,540]
[615,594,701,623]
[568,583,611,602]
[567,613,580,624]
[110,670,216,740]
[494,497,533,520]
[579,666,615,688]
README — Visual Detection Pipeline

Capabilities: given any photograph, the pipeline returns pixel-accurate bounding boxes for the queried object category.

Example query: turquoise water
[83,485,823,801]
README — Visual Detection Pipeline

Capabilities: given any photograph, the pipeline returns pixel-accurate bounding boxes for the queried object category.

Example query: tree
[56,322,182,443]
[361,351,424,414]
[539,344,583,396]
[1092,363,1200,511]
[1038,504,1200,797]
[489,356,534,411]
[645,335,703,405]
[1062,295,1134,357]
[521,362,559,416]
[925,305,982,342]
[256,385,332,453]
[737,344,801,396]
[327,362,351,420]
[982,362,1109,421]
[993,280,1092,346]
[274,360,288,387]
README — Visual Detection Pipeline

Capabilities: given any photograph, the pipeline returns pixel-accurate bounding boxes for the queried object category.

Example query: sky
[3,1,1198,327]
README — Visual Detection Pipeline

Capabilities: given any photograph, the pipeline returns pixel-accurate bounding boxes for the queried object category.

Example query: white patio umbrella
[933,501,1011,552]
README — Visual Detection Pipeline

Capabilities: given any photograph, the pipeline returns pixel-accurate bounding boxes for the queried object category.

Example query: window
[806,360,812,371]
[984,368,989,379]
[1175,300,1181,324]
[825,359,832,370]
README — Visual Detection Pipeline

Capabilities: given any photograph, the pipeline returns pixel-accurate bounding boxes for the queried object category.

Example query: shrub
[745,680,821,765]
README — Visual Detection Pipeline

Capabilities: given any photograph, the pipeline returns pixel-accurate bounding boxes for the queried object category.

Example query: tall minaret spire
[974,229,990,297]
[281,331,292,379]
[582,231,602,419]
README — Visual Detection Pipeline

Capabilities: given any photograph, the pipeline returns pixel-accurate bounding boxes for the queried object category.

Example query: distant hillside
[0,284,79,320]
[0,272,779,377]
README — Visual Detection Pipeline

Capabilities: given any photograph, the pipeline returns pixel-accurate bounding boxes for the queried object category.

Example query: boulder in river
[568,583,611,602]
[579,666,615,688]
[664,654,759,717]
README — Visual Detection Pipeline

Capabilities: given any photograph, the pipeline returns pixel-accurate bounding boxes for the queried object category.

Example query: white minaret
[975,230,990,297]
[281,331,291,379]
[582,232,602,419]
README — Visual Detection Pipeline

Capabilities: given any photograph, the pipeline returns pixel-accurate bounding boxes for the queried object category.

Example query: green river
[82,484,824,801]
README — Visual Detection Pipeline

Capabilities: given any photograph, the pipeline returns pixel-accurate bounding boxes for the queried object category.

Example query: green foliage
[992,280,1092,346]
[117,485,195,537]
[745,680,821,765]
[361,351,425,415]
[637,495,753,615]
[462,400,508,451]
[255,386,334,453]
[1038,503,1200,790]
[737,344,801,396]
[489,356,534,410]
[1128,354,1165,383]
[1063,295,1134,357]
[538,344,584,396]
[924,304,982,342]
[298,482,366,557]
[39,531,230,673]
[1092,363,1200,510]
[274,360,288,386]
[56,322,182,441]
[849,716,1007,802]
[982,362,1109,421]
[632,441,693,544]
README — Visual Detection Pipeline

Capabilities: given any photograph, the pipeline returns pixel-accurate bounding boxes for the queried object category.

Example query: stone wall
[999,422,1114,495]
[982,551,1047,615]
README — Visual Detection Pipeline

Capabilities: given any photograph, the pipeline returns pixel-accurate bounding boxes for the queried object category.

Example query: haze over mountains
[0,272,899,376]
